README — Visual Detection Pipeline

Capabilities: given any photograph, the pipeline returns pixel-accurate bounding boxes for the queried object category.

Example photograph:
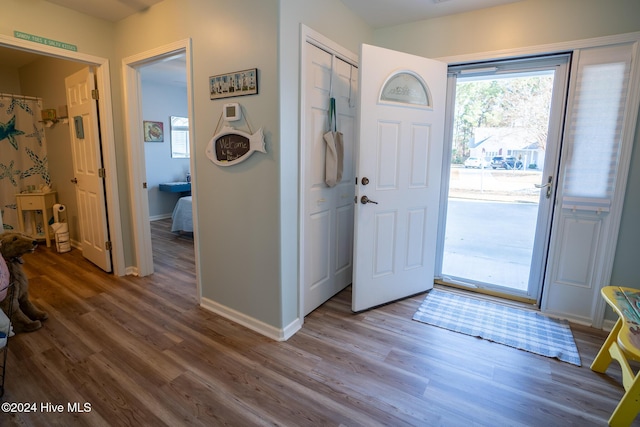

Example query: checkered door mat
[413,289,581,366]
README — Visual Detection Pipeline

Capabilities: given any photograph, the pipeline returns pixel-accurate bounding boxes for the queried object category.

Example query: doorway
[438,55,570,304]
[122,40,197,285]
[0,34,125,275]
[299,34,639,328]
[137,53,193,271]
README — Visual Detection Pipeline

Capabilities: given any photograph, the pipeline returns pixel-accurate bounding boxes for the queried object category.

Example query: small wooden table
[15,191,57,248]
[592,286,640,427]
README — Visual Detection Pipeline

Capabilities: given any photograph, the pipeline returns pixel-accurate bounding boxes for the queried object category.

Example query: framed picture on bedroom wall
[209,68,258,100]
[143,120,164,142]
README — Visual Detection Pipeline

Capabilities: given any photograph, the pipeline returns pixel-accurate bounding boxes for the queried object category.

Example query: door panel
[352,44,446,312]
[554,216,600,286]
[377,122,400,187]
[65,67,112,272]
[373,212,396,276]
[308,211,330,287]
[410,125,430,187]
[406,208,427,268]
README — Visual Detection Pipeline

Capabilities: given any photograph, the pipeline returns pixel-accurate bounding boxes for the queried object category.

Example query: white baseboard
[200,297,302,341]
[125,266,139,276]
[601,318,616,332]
[150,213,172,221]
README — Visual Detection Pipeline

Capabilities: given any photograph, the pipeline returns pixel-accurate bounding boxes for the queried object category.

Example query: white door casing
[352,44,447,312]
[122,39,194,278]
[65,67,112,272]
[302,41,358,316]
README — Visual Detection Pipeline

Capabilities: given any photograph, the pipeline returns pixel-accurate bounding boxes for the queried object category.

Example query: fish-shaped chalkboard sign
[206,126,266,166]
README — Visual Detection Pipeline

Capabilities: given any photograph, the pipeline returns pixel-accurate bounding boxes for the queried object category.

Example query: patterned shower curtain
[0,95,49,232]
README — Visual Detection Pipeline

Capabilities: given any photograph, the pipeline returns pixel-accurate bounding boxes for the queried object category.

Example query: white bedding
[171,196,193,232]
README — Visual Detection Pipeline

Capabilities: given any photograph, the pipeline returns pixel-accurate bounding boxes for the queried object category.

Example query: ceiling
[341,0,523,28]
[2,0,523,82]
[45,0,165,23]
[42,0,523,26]
[138,53,187,86]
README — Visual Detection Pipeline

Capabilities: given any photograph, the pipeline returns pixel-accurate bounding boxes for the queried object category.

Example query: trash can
[51,204,71,253]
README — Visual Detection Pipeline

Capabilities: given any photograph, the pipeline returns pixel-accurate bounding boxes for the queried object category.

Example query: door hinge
[98,168,106,178]
[91,89,99,100]
[105,241,112,251]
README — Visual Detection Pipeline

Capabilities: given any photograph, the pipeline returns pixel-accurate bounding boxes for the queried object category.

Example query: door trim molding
[0,34,125,275]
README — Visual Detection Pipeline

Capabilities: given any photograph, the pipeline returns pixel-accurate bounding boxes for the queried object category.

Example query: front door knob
[360,195,378,205]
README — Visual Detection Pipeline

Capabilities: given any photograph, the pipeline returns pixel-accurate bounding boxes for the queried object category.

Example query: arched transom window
[380,71,431,107]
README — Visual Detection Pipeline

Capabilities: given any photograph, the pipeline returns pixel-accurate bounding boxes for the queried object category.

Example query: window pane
[170,116,190,158]
[380,72,430,106]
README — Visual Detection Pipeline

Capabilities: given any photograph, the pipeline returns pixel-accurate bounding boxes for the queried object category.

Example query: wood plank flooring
[1,218,637,426]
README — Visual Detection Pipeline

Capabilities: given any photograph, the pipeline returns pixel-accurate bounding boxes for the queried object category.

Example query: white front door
[352,44,447,311]
[65,67,112,272]
[303,41,358,315]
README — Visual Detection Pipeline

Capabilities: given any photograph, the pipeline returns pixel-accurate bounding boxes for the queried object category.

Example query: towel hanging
[323,97,344,187]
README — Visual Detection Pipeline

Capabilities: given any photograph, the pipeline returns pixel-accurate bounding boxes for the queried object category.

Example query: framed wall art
[143,120,164,142]
[209,68,258,100]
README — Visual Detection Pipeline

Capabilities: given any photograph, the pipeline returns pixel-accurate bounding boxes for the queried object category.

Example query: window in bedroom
[170,115,190,158]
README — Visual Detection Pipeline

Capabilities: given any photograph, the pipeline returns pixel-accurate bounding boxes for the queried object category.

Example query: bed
[171,196,193,233]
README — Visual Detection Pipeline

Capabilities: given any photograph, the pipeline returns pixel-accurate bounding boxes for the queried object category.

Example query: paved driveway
[442,167,543,291]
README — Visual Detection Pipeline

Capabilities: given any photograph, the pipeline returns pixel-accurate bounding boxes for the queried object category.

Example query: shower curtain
[0,94,49,232]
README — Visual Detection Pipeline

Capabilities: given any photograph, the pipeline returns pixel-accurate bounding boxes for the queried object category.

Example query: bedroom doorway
[122,40,199,298]
[138,55,194,265]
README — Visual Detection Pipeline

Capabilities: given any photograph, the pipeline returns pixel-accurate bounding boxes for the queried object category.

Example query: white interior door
[65,67,112,272]
[352,44,446,312]
[303,41,358,315]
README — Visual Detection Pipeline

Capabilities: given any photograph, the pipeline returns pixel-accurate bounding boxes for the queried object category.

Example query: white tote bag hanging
[323,97,344,187]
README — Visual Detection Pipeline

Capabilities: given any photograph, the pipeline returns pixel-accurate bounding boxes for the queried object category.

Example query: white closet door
[302,42,358,316]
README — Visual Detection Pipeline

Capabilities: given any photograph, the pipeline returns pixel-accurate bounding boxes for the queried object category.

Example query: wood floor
[1,218,637,426]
